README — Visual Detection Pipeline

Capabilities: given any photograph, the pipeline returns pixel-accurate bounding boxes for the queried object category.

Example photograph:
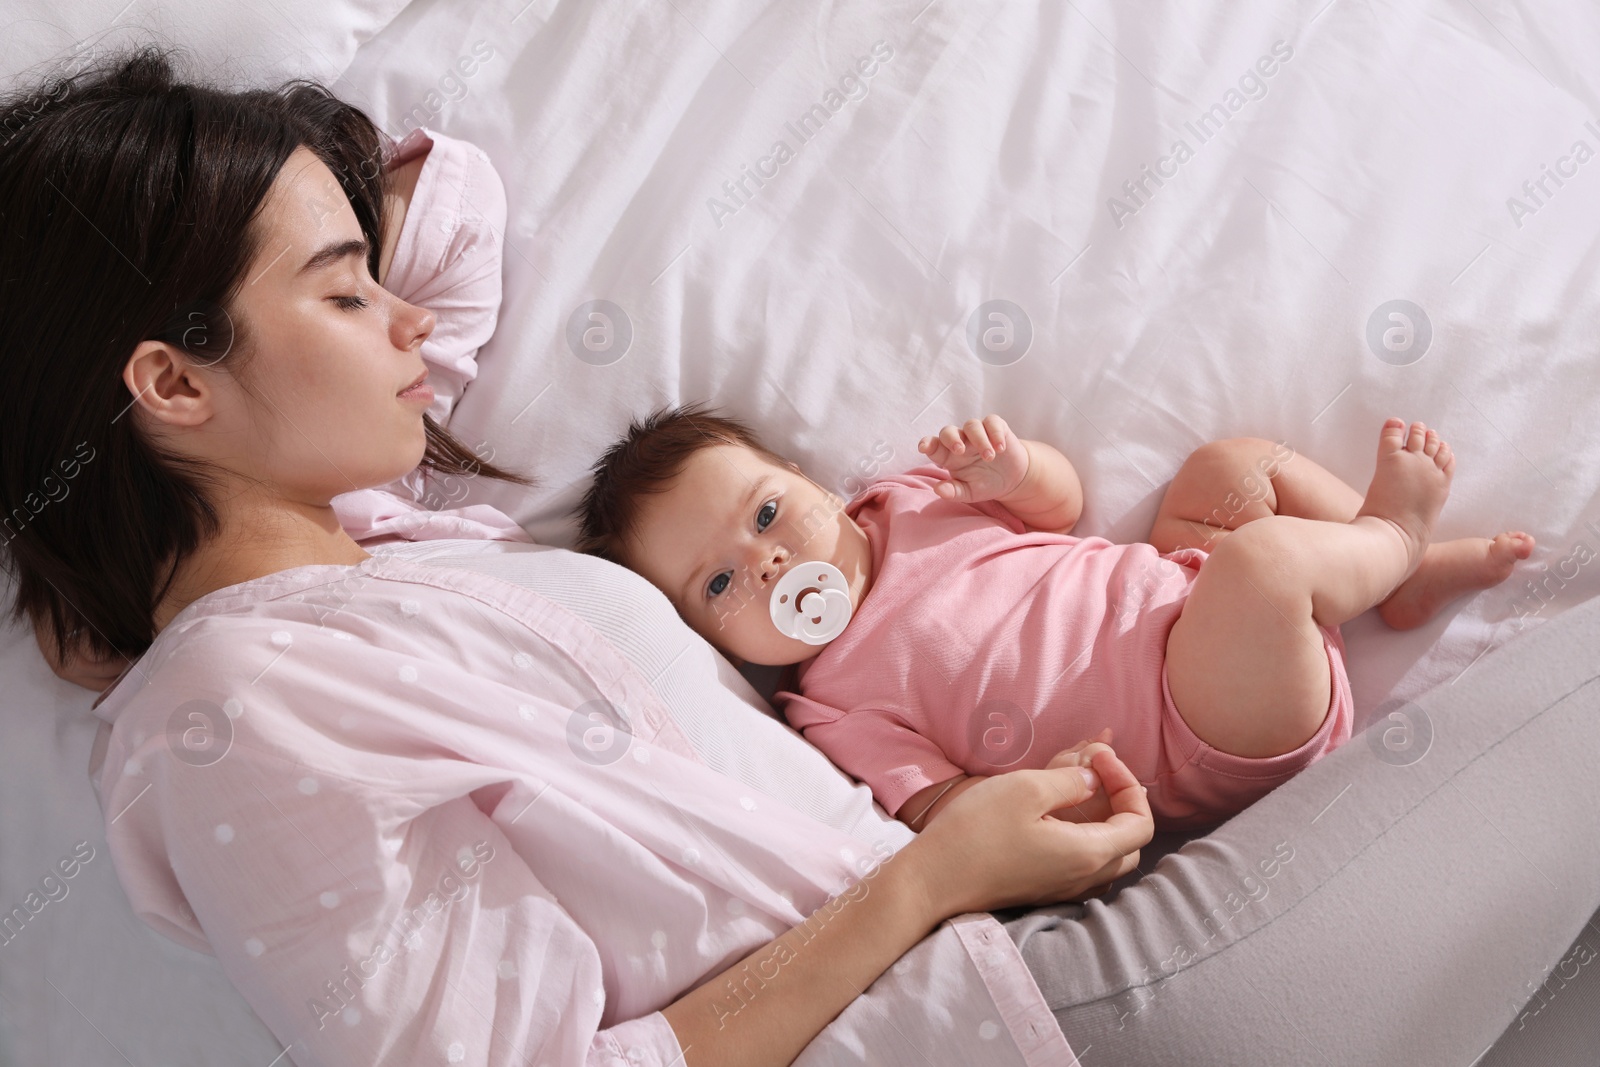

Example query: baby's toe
[1379,417,1407,452]
[1488,531,1534,564]
[1407,421,1428,451]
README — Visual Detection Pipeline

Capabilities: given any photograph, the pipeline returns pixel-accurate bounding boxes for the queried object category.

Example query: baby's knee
[1209,514,1307,582]
[1168,438,1282,528]
[1185,437,1278,480]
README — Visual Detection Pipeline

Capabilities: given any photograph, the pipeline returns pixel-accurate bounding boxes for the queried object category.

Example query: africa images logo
[1106,40,1295,229]
[706,40,895,229]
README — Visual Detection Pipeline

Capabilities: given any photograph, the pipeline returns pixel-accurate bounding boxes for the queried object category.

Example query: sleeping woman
[2,46,1144,1067]
[3,45,1577,1067]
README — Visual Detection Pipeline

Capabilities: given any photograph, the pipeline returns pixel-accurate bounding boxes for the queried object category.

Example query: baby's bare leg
[1164,420,1452,758]
[1149,437,1362,553]
[1151,436,1535,630]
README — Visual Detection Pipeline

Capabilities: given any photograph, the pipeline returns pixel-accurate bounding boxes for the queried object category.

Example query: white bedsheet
[3,0,1598,1063]
[351,0,1600,713]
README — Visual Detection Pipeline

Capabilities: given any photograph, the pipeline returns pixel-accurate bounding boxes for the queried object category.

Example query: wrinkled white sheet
[351,0,1600,714]
[4,0,1599,1063]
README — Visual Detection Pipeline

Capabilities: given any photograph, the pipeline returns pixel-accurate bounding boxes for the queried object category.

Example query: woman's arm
[377,151,426,287]
[901,731,1120,833]
[660,840,942,1062]
[662,746,1151,1065]
[900,772,988,830]
[370,130,507,433]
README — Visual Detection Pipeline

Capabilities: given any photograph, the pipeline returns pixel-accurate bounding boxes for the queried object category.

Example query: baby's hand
[917,415,1029,504]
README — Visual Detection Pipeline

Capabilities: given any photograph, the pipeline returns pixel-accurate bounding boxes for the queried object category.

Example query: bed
[2,0,1597,1062]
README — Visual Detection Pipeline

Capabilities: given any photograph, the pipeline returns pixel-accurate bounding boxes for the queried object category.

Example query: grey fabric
[1479,904,1600,1067]
[1005,594,1600,1066]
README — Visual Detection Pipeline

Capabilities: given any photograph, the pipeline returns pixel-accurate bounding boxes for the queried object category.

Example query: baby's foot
[1377,532,1536,629]
[1354,418,1455,585]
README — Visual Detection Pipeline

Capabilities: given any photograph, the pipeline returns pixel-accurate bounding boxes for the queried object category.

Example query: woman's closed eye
[331,293,370,311]
[705,499,780,599]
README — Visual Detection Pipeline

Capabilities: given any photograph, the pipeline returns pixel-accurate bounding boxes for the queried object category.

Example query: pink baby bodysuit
[774,465,1354,830]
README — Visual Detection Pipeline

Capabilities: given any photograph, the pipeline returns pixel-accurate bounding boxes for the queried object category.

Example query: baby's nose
[758,552,785,583]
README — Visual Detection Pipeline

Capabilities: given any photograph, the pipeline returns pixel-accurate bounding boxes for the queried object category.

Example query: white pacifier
[770,561,854,645]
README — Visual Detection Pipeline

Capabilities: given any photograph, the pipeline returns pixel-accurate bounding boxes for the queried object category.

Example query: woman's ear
[123,339,215,430]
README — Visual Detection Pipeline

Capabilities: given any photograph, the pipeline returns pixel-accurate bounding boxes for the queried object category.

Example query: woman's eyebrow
[296,237,369,275]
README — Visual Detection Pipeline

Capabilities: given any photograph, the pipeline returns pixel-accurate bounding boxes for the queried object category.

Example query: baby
[575,403,1534,831]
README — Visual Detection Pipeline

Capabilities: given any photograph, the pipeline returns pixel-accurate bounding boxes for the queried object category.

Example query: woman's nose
[392,296,436,351]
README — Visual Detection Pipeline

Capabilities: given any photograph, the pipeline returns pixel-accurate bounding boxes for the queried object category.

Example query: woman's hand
[663,743,1149,1066]
[907,744,1152,915]
[34,622,128,692]
[1043,727,1118,824]
[917,415,1030,504]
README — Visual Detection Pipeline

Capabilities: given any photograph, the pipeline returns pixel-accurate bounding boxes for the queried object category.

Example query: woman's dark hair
[0,46,533,672]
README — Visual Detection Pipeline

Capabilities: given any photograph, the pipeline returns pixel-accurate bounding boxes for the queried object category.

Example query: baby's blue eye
[704,500,776,600]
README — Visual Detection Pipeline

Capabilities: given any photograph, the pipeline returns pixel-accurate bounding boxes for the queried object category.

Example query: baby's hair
[574,401,796,566]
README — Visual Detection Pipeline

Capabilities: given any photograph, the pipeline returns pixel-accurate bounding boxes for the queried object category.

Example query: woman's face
[129,146,437,505]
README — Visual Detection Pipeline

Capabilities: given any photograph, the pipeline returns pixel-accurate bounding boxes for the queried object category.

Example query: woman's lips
[398,371,433,403]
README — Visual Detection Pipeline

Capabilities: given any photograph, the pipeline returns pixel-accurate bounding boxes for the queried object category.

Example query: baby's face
[625,443,874,667]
